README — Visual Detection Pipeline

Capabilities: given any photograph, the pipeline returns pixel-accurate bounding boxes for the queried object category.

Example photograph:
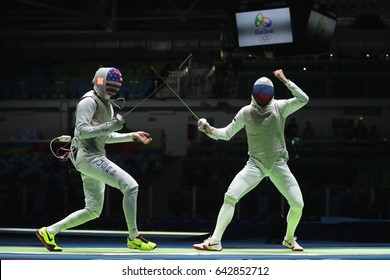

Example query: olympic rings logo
[257,35,272,42]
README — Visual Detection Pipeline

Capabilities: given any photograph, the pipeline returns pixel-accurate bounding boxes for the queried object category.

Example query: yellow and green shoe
[127,235,157,251]
[36,227,62,252]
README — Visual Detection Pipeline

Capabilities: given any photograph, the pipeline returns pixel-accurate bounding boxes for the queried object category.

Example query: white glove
[198,118,218,140]
[106,114,125,132]
[198,118,211,133]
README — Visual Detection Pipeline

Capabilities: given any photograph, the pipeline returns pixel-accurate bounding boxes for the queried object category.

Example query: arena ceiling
[0,0,389,58]
[0,0,236,34]
[1,0,389,35]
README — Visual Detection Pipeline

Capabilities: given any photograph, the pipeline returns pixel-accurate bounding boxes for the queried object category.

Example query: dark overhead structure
[0,0,389,58]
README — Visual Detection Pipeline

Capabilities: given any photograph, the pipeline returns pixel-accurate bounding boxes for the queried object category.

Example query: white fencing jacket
[210,80,309,170]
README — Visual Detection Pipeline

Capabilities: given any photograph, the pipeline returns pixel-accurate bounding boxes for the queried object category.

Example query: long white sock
[285,207,302,239]
[122,188,139,240]
[211,202,235,243]
[47,209,97,235]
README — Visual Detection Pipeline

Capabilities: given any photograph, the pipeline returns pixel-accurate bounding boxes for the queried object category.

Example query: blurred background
[0,0,389,242]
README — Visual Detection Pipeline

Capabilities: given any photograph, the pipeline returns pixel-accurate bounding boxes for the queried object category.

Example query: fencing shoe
[127,235,157,251]
[193,237,223,251]
[36,227,62,252]
[282,236,304,251]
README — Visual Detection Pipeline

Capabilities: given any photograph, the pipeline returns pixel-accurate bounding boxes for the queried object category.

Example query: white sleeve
[280,80,309,118]
[75,97,102,139]
[75,97,119,139]
[210,108,245,140]
[105,132,134,143]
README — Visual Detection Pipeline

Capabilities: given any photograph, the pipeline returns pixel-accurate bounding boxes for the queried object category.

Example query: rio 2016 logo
[254,12,273,42]
[255,12,272,28]
[316,17,326,33]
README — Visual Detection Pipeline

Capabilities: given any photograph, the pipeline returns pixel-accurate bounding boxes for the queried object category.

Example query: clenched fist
[273,69,289,84]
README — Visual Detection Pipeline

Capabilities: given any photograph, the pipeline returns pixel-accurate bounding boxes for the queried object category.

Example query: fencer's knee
[123,184,138,196]
[290,200,304,210]
[118,176,139,195]
[285,193,304,209]
[85,207,102,219]
[224,193,238,206]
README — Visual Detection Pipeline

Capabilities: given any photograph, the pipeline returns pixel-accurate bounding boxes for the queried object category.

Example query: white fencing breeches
[211,157,304,242]
[48,150,139,238]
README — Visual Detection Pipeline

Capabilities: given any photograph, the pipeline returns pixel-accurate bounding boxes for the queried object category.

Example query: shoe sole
[193,245,223,251]
[128,244,157,251]
[290,247,304,251]
[35,231,62,252]
[282,239,304,251]
[283,244,304,251]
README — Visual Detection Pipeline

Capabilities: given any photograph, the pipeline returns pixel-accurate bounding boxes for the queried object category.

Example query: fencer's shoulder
[272,98,285,103]
[271,98,289,108]
[79,90,98,103]
[238,104,252,114]
[78,92,99,109]
[242,104,252,110]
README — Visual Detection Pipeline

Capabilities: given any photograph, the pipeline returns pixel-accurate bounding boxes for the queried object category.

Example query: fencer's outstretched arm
[106,131,152,144]
[75,97,124,139]
[198,109,245,141]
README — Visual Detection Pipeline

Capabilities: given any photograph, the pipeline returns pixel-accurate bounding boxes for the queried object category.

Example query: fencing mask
[92,67,123,100]
[252,77,274,106]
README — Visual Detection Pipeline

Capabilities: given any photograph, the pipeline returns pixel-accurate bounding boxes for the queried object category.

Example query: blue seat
[67,79,92,99]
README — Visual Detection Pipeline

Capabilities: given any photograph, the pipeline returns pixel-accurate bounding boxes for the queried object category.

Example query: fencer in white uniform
[36,67,156,251]
[193,69,309,251]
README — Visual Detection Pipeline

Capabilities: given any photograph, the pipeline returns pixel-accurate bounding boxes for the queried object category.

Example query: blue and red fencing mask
[252,77,274,106]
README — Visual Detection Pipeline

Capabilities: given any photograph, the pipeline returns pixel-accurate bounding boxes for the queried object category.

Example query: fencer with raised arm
[194,69,309,251]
